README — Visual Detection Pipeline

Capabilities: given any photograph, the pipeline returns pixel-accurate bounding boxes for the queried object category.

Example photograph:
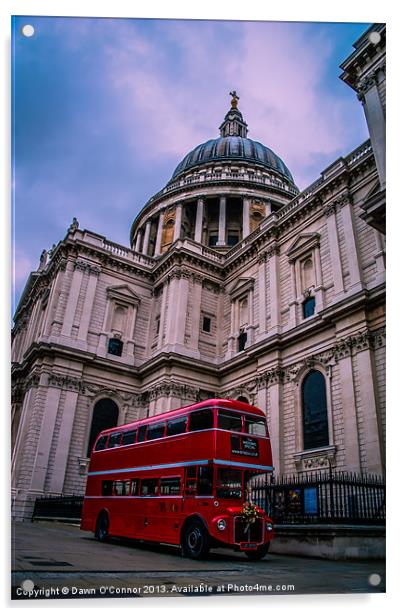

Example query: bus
[81,398,274,560]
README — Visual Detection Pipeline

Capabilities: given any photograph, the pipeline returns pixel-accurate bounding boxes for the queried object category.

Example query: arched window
[237,396,249,404]
[302,370,329,450]
[87,398,119,456]
[302,296,316,318]
[302,258,315,289]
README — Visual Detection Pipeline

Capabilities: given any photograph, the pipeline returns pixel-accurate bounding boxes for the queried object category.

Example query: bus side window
[94,435,108,451]
[217,410,242,432]
[113,480,130,496]
[130,479,139,495]
[108,432,122,448]
[138,425,147,442]
[160,477,181,495]
[245,417,267,436]
[141,478,159,496]
[101,480,113,496]
[122,429,137,445]
[198,465,213,496]
[188,409,214,431]
[147,422,166,440]
[166,416,187,436]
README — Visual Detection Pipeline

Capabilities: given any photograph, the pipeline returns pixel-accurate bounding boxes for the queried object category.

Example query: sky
[12,16,370,311]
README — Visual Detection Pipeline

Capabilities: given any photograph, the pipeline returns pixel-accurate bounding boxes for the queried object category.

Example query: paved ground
[11,521,385,600]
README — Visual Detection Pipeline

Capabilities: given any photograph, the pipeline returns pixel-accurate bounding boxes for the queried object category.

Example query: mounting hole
[368,32,381,45]
[22,24,35,37]
[368,573,381,586]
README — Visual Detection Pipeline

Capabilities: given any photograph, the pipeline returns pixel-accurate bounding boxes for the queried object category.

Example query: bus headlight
[217,519,226,531]
[266,522,273,532]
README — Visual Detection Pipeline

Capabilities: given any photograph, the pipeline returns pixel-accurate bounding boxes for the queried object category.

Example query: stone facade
[11,25,386,520]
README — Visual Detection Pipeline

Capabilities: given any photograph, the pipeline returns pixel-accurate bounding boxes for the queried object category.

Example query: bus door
[183,464,214,516]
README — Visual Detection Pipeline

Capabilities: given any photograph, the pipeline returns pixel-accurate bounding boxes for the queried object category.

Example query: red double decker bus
[81,398,274,559]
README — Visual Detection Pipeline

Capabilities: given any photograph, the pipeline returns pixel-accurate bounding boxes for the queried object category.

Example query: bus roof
[98,398,266,437]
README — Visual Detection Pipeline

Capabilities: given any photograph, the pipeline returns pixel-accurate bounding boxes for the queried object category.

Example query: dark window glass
[160,477,181,495]
[138,425,147,442]
[198,465,213,496]
[202,316,211,333]
[94,435,108,451]
[101,480,113,496]
[166,416,187,436]
[147,422,166,440]
[108,432,122,448]
[108,338,123,356]
[245,417,267,437]
[186,466,197,479]
[216,468,243,499]
[208,235,218,247]
[122,429,137,445]
[155,317,160,335]
[130,479,139,495]
[113,480,130,496]
[227,234,239,246]
[302,370,329,450]
[218,410,243,432]
[238,331,247,352]
[188,409,214,431]
[303,296,316,318]
[87,398,119,456]
[140,478,159,496]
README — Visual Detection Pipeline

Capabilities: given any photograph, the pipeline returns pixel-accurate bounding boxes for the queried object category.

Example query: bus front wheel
[95,511,109,542]
[182,520,210,559]
[244,543,269,561]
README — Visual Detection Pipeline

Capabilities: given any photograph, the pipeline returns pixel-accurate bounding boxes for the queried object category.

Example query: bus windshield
[216,468,243,499]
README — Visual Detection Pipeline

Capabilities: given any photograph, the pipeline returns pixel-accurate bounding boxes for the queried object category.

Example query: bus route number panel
[231,434,259,457]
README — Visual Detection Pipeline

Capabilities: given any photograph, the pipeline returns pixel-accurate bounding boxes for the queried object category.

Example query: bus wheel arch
[181,515,210,559]
[95,509,110,542]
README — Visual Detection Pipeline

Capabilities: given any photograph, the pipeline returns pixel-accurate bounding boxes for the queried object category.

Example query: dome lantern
[219,90,248,138]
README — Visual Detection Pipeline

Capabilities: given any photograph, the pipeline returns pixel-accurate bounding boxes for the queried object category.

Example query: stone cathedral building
[11,24,386,520]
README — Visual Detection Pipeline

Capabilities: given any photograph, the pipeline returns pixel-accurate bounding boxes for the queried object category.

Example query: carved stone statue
[68,217,79,233]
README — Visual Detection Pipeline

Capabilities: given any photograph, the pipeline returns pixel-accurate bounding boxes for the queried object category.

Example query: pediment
[229,277,255,299]
[286,233,320,261]
[106,285,141,304]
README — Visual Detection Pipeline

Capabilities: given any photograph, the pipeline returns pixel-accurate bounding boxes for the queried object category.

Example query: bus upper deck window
[166,416,187,436]
[188,409,214,431]
[108,432,122,448]
[147,422,166,440]
[217,410,242,432]
[245,417,267,437]
[94,435,108,451]
[122,429,137,445]
[138,425,147,442]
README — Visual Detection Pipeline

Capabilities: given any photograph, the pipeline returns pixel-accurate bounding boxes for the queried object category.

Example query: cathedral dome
[171,135,295,183]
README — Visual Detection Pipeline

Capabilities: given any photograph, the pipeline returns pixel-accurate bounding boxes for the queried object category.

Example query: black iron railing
[251,471,385,525]
[31,495,84,522]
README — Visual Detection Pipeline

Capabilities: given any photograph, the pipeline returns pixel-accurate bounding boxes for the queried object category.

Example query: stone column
[173,272,190,347]
[154,211,164,257]
[126,304,139,357]
[41,267,64,338]
[288,260,298,328]
[337,351,361,473]
[61,261,85,337]
[157,282,168,350]
[313,247,324,312]
[173,203,183,242]
[269,378,282,476]
[142,220,152,256]
[165,273,181,345]
[194,198,204,243]
[77,265,101,341]
[189,274,203,352]
[358,73,386,188]
[354,344,384,474]
[242,197,250,238]
[217,196,226,246]
[30,386,62,491]
[11,386,35,479]
[325,203,344,298]
[134,229,142,252]
[268,244,280,334]
[48,390,79,493]
[257,252,267,338]
[339,196,363,292]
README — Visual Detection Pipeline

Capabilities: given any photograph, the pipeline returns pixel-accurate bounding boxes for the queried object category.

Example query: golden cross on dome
[230,90,239,108]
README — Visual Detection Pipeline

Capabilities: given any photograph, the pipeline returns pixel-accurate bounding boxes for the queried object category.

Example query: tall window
[87,398,119,456]
[302,370,329,450]
[238,331,247,352]
[108,337,123,356]
[302,296,316,318]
